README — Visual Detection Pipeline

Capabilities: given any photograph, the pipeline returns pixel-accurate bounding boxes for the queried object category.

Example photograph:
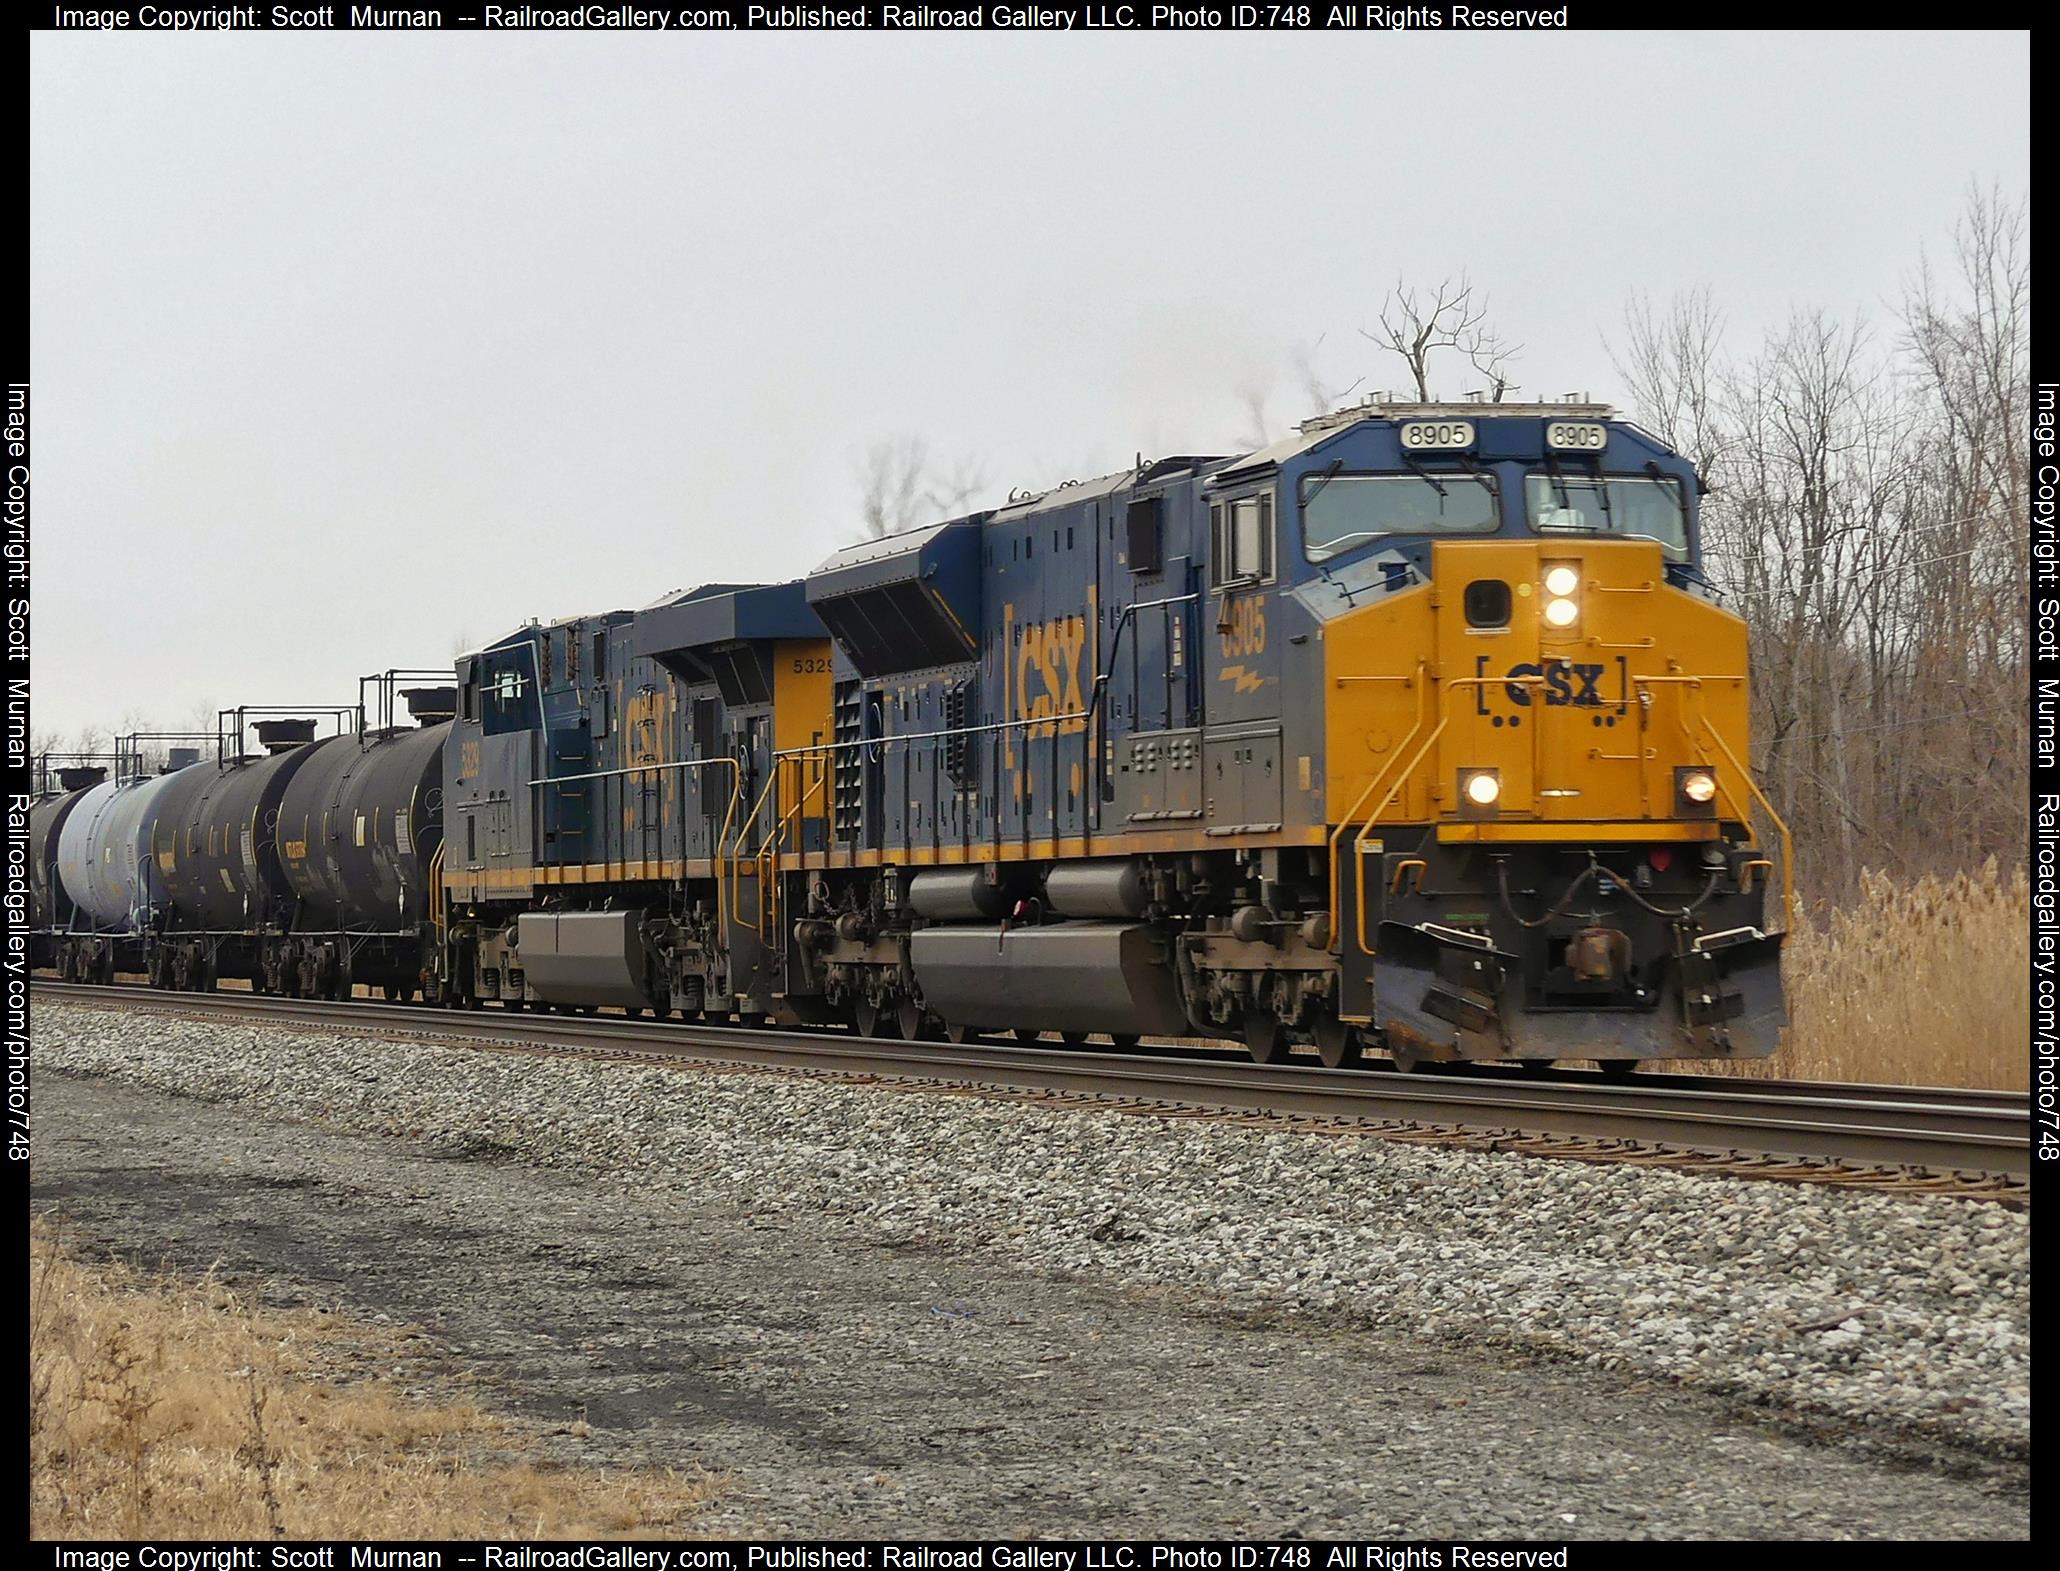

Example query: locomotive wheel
[855,999,897,1039]
[1242,1010,1288,1066]
[1313,1019,1362,1070]
[944,1023,982,1045]
[897,1002,926,1041]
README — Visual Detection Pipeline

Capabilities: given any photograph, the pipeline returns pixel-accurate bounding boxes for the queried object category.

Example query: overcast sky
[31,29,2029,744]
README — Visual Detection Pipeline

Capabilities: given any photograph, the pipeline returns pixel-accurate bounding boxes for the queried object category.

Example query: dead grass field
[27,1221,723,1540]
[1711,861,2030,1090]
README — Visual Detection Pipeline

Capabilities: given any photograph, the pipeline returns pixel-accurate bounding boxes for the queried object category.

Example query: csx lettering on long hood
[1015,613,1087,735]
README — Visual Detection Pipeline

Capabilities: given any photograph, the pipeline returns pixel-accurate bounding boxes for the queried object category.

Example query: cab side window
[1209,493,1274,586]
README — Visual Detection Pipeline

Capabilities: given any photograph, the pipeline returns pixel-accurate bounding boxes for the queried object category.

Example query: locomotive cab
[1256,400,1786,1065]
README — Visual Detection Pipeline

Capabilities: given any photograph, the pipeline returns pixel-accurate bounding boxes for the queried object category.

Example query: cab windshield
[1301,472,1499,562]
[1525,474,1688,559]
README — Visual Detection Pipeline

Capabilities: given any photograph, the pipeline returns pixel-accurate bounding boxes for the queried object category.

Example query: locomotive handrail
[1682,685,1796,934]
[1324,660,1428,953]
[744,758,832,940]
[760,591,1202,871]
[724,768,786,930]
[1329,667,1791,964]
[428,842,447,939]
[522,756,742,948]
[1348,675,1545,958]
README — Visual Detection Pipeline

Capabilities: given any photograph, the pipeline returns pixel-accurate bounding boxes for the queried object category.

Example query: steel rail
[32,982,2030,1180]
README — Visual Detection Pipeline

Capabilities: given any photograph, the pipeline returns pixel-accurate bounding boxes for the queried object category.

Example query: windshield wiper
[1301,458,1345,513]
[1402,455,1448,498]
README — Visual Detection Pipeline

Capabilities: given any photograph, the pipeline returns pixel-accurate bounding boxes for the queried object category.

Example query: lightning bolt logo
[1219,665,1266,695]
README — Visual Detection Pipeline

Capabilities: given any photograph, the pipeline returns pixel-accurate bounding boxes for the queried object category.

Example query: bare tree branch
[1360,274,1520,401]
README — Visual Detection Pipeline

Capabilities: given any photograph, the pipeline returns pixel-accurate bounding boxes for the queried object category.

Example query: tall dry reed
[1718,860,2029,1089]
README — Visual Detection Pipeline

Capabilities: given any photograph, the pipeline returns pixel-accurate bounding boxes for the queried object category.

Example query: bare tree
[1361,274,1520,402]
[1611,186,2029,902]
[1607,287,1727,480]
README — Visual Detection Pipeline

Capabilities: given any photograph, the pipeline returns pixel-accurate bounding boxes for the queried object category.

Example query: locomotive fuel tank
[155,721,327,931]
[276,714,450,932]
[55,764,199,932]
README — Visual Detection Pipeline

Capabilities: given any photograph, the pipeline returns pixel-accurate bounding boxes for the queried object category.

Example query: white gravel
[34,1002,2029,1455]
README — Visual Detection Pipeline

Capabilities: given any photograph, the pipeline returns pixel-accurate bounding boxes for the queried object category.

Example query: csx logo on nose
[1504,661,1605,706]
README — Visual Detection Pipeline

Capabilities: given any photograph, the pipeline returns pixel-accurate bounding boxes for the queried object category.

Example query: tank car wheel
[1596,1059,1640,1081]
[99,950,117,986]
[1109,1033,1140,1050]
[1012,1028,1043,1045]
[1242,1011,1288,1066]
[1516,1058,1555,1078]
[944,1023,983,1045]
[854,999,897,1039]
[1059,1031,1088,1046]
[1313,1019,1362,1070]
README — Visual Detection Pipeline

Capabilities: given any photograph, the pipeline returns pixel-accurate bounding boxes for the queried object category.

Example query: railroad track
[33,980,2031,1199]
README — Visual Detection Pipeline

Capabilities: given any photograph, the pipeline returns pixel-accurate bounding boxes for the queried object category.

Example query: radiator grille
[832,681,863,843]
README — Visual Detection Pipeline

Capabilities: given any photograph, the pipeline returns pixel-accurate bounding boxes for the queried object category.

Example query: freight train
[30,400,1788,1071]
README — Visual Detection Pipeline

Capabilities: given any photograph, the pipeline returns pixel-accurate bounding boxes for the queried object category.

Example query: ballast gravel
[33,1003,2027,1463]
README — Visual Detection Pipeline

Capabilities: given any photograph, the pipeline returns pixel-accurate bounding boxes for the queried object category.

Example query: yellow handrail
[1325,662,1426,952]
[749,758,830,940]
[1684,686,1795,933]
[428,842,447,938]
[725,767,783,928]
[1349,674,1543,957]
[1325,663,1792,963]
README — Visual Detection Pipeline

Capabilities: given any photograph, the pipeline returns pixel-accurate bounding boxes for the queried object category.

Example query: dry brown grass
[1708,860,2029,1090]
[28,1221,724,1539]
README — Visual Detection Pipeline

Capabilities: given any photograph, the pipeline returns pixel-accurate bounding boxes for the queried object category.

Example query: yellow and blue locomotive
[424,398,1785,1071]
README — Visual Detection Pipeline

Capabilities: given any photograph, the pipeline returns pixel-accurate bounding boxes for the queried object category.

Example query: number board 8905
[1399,420,1475,451]
[1546,421,1608,451]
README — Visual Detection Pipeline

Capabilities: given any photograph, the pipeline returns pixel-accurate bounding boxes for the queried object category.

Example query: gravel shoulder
[30,1001,2030,1539]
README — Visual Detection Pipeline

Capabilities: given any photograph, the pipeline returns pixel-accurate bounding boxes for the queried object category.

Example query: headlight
[1543,564,1581,597]
[1543,596,1580,628]
[1464,770,1501,806]
[1680,769,1717,804]
[1676,767,1718,815]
